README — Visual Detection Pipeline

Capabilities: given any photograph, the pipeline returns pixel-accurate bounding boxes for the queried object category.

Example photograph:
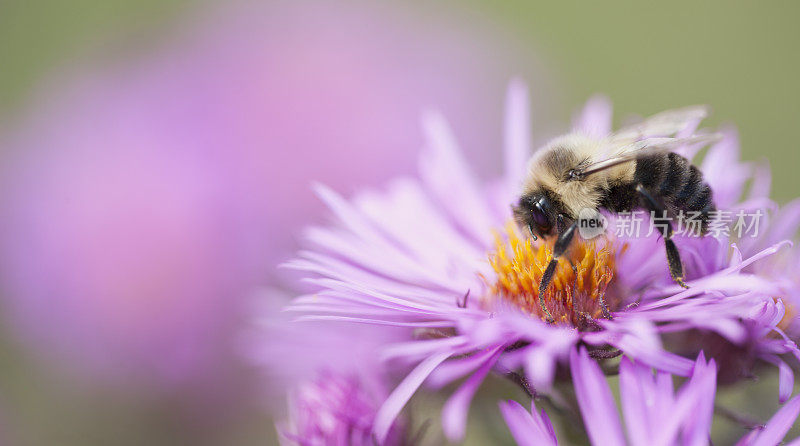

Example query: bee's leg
[635,184,688,288]
[538,221,579,322]
[557,215,579,272]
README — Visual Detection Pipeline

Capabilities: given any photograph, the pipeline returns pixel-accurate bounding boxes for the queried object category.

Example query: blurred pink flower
[278,371,396,446]
[247,290,411,445]
[0,0,551,391]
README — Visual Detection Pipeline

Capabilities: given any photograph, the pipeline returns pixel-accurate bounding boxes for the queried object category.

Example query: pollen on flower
[486,223,619,326]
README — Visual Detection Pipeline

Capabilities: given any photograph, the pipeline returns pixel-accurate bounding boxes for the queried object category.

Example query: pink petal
[293,315,451,328]
[681,355,717,446]
[381,336,468,362]
[499,400,558,446]
[419,111,494,246]
[570,347,626,446]
[701,127,749,208]
[748,161,772,201]
[524,347,557,390]
[619,358,652,445]
[373,351,451,443]
[504,79,532,191]
[441,349,501,441]
[573,94,612,139]
[612,334,694,376]
[764,198,800,248]
[778,360,794,404]
[760,353,795,404]
[427,345,500,389]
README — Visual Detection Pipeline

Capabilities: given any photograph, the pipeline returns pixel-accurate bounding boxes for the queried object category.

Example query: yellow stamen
[486,222,618,326]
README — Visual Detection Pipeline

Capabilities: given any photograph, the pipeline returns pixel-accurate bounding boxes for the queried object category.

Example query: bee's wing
[575,134,720,179]
[610,105,709,142]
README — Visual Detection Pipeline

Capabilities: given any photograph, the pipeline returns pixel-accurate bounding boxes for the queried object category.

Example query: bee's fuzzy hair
[522,134,634,217]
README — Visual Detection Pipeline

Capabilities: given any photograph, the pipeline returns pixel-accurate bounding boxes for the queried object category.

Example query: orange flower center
[486,223,619,326]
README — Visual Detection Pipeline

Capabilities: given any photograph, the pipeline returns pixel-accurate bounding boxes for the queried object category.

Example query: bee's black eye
[531,196,552,234]
[532,200,550,226]
[516,193,554,239]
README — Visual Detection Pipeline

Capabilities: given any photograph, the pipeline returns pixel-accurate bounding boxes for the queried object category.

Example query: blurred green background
[1,1,798,445]
[3,1,799,199]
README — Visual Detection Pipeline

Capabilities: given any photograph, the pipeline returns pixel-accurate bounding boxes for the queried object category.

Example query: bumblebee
[513,106,719,321]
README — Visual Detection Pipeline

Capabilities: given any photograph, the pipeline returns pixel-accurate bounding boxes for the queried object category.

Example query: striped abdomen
[633,152,716,234]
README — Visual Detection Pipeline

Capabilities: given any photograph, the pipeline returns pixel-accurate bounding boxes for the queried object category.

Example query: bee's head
[514,191,560,240]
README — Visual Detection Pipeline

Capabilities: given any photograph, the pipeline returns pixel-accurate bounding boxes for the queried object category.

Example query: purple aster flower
[501,347,800,445]
[287,81,798,442]
[279,371,403,446]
